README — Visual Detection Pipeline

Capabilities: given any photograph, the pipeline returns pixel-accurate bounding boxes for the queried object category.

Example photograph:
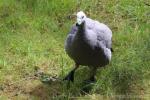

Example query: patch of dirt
[0,69,63,99]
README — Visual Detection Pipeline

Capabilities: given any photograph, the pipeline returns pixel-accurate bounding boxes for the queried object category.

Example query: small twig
[80,89,91,95]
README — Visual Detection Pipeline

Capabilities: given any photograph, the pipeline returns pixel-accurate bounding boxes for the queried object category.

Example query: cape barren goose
[64,11,113,83]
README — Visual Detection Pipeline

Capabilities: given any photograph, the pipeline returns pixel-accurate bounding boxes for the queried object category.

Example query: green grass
[0,0,150,99]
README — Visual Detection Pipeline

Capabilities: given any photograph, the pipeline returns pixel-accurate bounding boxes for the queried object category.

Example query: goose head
[76,11,87,26]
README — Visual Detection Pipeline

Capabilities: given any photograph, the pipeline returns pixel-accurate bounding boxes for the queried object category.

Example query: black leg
[88,75,96,82]
[81,67,97,93]
[63,70,75,82]
[84,67,97,84]
[63,63,79,82]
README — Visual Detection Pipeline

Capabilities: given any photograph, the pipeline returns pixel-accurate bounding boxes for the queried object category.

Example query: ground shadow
[30,80,62,99]
[30,67,94,99]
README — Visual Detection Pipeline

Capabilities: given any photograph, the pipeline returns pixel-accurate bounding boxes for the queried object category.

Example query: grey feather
[65,17,112,67]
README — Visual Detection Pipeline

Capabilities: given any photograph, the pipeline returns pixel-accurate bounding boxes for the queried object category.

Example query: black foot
[81,76,96,93]
[63,70,74,82]
[83,76,96,84]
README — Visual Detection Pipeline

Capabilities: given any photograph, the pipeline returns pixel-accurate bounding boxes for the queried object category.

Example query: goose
[63,11,113,83]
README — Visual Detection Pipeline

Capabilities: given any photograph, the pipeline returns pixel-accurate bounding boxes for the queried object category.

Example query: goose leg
[84,67,97,84]
[63,63,79,82]
[81,67,97,93]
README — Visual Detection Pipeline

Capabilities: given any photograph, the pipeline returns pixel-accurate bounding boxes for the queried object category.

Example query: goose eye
[82,16,84,19]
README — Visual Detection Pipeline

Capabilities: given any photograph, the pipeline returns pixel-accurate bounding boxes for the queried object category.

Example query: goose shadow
[29,79,63,99]
[29,67,94,99]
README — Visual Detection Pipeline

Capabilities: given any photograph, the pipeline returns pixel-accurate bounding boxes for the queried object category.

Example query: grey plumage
[65,18,112,67]
[64,11,113,82]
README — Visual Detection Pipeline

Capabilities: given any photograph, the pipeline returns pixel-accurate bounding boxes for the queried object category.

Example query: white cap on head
[76,11,87,25]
